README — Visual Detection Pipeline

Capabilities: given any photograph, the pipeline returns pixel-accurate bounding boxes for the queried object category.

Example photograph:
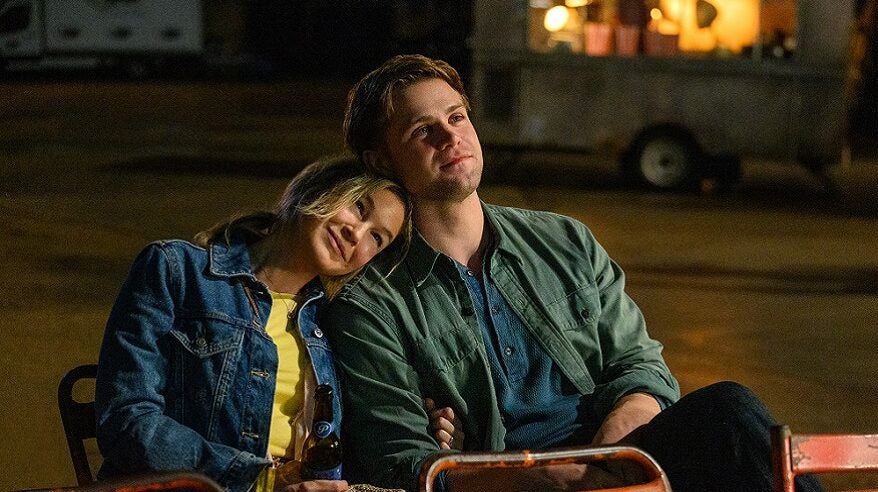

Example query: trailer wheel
[625,132,700,191]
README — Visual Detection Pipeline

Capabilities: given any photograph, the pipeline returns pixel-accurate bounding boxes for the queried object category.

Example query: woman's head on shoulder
[278,154,412,289]
[195,154,411,296]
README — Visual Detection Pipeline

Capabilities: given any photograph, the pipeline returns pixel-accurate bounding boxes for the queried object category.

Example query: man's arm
[591,392,661,445]
[323,293,439,491]
[581,224,680,421]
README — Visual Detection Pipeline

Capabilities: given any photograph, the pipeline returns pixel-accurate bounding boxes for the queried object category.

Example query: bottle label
[301,463,342,481]
[313,420,333,439]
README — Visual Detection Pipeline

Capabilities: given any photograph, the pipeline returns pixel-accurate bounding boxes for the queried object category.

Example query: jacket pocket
[168,312,246,428]
[543,283,601,331]
[171,312,246,357]
[417,321,479,375]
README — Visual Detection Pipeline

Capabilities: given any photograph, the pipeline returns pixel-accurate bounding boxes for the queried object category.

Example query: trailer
[0,0,203,77]
[470,0,858,190]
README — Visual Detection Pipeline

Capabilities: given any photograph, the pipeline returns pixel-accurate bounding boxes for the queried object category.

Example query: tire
[626,133,700,191]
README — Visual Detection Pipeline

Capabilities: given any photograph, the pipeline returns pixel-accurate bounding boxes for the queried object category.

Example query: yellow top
[255,290,309,491]
[266,290,307,458]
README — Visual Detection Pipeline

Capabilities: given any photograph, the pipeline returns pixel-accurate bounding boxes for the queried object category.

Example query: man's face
[375,78,483,202]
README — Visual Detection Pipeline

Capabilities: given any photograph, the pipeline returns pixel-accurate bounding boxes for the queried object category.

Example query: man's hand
[589,392,661,484]
[592,392,661,446]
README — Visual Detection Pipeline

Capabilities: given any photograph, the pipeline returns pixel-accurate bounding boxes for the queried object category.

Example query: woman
[95,155,452,492]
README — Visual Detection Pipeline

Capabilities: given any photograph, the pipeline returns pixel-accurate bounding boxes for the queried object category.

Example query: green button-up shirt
[323,203,680,491]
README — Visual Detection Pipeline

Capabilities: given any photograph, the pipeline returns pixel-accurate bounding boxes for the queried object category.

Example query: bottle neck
[312,385,334,424]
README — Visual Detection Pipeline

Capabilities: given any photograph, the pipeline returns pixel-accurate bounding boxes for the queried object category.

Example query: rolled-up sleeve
[584,232,680,420]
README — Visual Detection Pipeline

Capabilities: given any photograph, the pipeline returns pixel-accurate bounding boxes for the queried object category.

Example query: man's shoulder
[484,203,593,240]
[330,259,411,309]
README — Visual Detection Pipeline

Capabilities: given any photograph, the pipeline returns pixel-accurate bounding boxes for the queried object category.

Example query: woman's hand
[276,480,349,492]
[273,460,348,492]
[424,398,464,450]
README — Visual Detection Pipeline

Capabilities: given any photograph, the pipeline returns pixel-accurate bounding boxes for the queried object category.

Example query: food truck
[469,0,857,190]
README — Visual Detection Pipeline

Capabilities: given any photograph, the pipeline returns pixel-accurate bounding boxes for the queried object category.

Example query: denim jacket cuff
[219,451,272,492]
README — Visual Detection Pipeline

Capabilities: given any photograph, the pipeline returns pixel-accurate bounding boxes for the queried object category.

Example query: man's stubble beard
[421,165,482,203]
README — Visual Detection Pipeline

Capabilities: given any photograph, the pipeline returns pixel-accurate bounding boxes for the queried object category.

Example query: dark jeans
[630,381,823,492]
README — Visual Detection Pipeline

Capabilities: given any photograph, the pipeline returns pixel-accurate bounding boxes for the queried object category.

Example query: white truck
[0,0,202,76]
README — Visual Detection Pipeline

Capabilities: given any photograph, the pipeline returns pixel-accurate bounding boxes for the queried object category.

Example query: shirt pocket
[542,283,601,332]
[171,312,245,356]
[416,321,479,375]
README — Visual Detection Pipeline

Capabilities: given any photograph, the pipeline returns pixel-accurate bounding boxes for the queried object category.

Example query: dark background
[238,0,876,150]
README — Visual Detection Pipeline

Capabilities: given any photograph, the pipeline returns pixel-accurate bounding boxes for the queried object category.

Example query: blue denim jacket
[95,235,341,492]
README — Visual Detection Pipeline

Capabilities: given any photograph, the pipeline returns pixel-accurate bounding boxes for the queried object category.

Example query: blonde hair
[194,154,411,298]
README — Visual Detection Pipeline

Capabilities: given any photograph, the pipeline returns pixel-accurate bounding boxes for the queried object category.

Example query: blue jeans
[632,381,823,492]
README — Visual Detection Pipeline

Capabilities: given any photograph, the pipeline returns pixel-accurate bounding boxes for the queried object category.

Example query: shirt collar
[406,229,443,287]
[407,202,519,286]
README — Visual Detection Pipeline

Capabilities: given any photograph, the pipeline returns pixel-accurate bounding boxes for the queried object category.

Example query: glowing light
[544,6,571,32]
[711,0,759,53]
[565,0,590,7]
[660,0,683,22]
[649,6,680,35]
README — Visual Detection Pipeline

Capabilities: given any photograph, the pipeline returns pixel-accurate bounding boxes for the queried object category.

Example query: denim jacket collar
[208,234,326,301]
[209,235,260,281]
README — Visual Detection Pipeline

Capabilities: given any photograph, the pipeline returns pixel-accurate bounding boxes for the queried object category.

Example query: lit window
[527,0,797,59]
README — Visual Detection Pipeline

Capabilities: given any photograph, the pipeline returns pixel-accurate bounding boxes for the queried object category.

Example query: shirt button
[313,328,323,338]
[580,308,590,318]
[466,269,475,277]
[504,346,513,356]
[195,337,207,349]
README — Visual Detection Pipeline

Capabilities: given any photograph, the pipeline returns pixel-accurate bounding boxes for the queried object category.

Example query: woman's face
[302,188,406,277]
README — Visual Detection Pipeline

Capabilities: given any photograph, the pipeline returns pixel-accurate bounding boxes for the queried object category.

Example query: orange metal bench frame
[772,424,878,492]
[419,445,672,492]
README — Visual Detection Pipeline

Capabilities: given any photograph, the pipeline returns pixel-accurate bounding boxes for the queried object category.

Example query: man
[323,54,821,492]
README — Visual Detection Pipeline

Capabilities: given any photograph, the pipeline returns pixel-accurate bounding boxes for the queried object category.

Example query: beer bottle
[300,384,342,480]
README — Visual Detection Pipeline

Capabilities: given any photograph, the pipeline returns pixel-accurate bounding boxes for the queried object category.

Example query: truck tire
[624,131,700,191]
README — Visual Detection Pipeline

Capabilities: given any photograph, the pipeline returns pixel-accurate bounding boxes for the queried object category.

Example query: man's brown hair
[343,54,470,176]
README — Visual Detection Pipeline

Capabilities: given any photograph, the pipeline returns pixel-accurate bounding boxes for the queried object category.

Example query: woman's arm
[95,244,268,492]
[424,398,463,451]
